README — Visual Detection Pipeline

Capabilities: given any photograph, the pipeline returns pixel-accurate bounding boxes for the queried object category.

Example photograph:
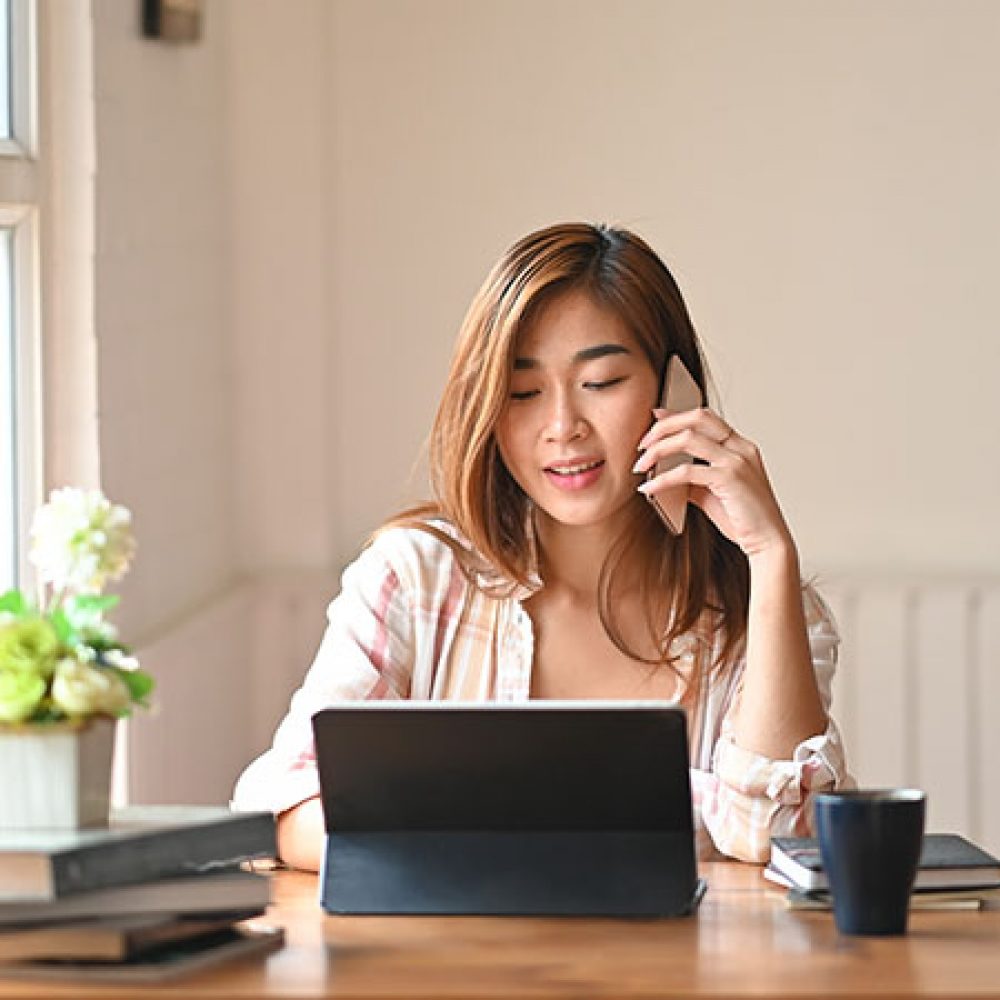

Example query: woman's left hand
[633,407,793,559]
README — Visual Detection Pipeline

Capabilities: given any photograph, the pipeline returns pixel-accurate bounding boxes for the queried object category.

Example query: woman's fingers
[633,425,739,475]
[638,406,747,457]
[636,459,714,496]
[637,415,789,558]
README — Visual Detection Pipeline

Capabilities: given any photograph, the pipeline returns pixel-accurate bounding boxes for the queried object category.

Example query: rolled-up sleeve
[231,542,414,816]
[697,585,852,862]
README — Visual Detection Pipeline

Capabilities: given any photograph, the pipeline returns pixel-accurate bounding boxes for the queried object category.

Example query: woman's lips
[543,459,605,491]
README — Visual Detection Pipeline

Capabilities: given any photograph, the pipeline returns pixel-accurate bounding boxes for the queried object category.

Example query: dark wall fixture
[141,0,203,43]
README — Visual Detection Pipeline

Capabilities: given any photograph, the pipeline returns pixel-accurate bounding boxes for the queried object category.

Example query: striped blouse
[232,522,850,863]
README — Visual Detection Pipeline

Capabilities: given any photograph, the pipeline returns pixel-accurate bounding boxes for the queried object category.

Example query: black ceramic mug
[813,789,926,936]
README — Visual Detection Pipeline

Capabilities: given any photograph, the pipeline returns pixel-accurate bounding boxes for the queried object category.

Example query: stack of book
[0,805,282,982]
[766,832,1000,911]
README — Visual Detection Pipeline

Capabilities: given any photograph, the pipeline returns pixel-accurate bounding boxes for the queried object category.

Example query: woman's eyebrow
[513,343,631,370]
[574,343,631,363]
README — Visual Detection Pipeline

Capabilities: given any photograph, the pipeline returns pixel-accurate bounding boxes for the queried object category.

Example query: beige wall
[227,1,334,575]
[99,0,1000,629]
[325,0,1000,578]
[89,0,248,800]
[84,0,1000,802]
[92,0,237,640]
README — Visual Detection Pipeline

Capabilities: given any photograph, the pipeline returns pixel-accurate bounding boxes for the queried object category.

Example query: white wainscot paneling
[123,566,1000,858]
[821,575,1000,854]
[976,588,1000,856]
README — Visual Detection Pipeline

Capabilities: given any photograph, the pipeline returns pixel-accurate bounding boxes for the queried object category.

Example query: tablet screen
[313,702,694,833]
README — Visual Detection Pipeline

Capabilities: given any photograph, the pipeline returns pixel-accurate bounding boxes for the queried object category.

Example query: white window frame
[0,0,40,593]
[0,0,37,158]
[0,205,41,588]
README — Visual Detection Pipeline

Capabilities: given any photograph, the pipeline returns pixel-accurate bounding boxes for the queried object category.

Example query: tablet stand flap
[321,830,702,917]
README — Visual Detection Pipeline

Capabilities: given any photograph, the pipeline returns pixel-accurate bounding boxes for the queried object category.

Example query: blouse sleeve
[230,540,415,816]
[695,585,852,863]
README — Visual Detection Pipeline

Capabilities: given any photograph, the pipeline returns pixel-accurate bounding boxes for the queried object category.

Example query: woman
[233,222,848,868]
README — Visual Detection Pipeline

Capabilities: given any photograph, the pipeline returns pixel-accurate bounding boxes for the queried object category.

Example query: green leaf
[112,667,155,706]
[89,637,124,655]
[28,702,69,724]
[61,595,107,631]
[73,594,120,613]
[49,608,80,647]
[0,590,29,616]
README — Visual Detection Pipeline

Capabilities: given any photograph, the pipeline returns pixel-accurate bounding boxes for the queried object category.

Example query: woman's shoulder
[368,517,470,559]
[362,518,476,586]
[359,516,534,602]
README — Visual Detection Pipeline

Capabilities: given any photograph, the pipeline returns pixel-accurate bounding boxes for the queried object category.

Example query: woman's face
[495,290,660,535]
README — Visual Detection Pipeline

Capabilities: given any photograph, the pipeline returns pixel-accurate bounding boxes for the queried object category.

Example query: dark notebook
[769,833,1000,892]
[313,702,705,917]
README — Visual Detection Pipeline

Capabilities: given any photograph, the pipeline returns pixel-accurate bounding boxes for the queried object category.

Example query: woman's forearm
[276,796,325,872]
[731,537,828,759]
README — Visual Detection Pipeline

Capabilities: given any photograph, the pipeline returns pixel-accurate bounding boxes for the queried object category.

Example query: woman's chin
[532,493,639,532]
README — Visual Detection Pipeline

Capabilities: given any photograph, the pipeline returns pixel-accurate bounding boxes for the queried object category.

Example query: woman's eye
[509,389,539,401]
[582,376,626,391]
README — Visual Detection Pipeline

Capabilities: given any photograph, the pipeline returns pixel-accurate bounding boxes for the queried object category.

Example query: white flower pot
[0,716,116,829]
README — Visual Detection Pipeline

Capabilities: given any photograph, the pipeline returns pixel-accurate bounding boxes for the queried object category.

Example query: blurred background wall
[72,1,999,840]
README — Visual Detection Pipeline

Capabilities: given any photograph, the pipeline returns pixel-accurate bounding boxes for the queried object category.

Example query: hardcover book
[0,868,270,926]
[0,806,276,902]
[0,924,284,983]
[781,885,998,912]
[0,913,257,963]
[769,833,1000,892]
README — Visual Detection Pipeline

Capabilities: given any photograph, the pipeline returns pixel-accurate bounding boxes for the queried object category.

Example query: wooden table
[1,862,999,998]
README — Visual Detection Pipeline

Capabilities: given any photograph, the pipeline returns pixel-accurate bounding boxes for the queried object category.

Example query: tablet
[312,702,705,917]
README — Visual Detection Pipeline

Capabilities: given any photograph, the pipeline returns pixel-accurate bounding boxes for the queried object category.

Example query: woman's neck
[533,513,632,603]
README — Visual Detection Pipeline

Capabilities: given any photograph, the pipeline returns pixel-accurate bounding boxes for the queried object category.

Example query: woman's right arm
[231,540,417,866]
[277,796,326,872]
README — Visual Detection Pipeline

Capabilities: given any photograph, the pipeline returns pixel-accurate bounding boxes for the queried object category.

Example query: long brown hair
[384,222,750,701]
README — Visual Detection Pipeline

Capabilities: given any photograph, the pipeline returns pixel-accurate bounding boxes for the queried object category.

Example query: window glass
[0,226,15,589]
[0,0,10,140]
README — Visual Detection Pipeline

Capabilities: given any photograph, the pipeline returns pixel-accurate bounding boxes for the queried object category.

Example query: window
[0,0,39,592]
[0,0,11,140]
[0,226,14,584]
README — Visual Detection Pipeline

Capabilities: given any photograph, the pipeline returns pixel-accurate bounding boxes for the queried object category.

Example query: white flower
[100,648,140,672]
[51,658,131,717]
[74,644,97,663]
[29,488,136,594]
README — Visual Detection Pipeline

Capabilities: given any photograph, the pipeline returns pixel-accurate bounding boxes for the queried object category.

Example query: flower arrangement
[0,488,153,725]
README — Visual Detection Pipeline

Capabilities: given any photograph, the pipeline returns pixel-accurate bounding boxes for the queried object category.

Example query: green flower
[0,618,61,679]
[0,668,46,723]
[5,488,151,725]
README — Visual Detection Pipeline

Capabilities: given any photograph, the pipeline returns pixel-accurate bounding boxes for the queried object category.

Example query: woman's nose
[542,392,587,442]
